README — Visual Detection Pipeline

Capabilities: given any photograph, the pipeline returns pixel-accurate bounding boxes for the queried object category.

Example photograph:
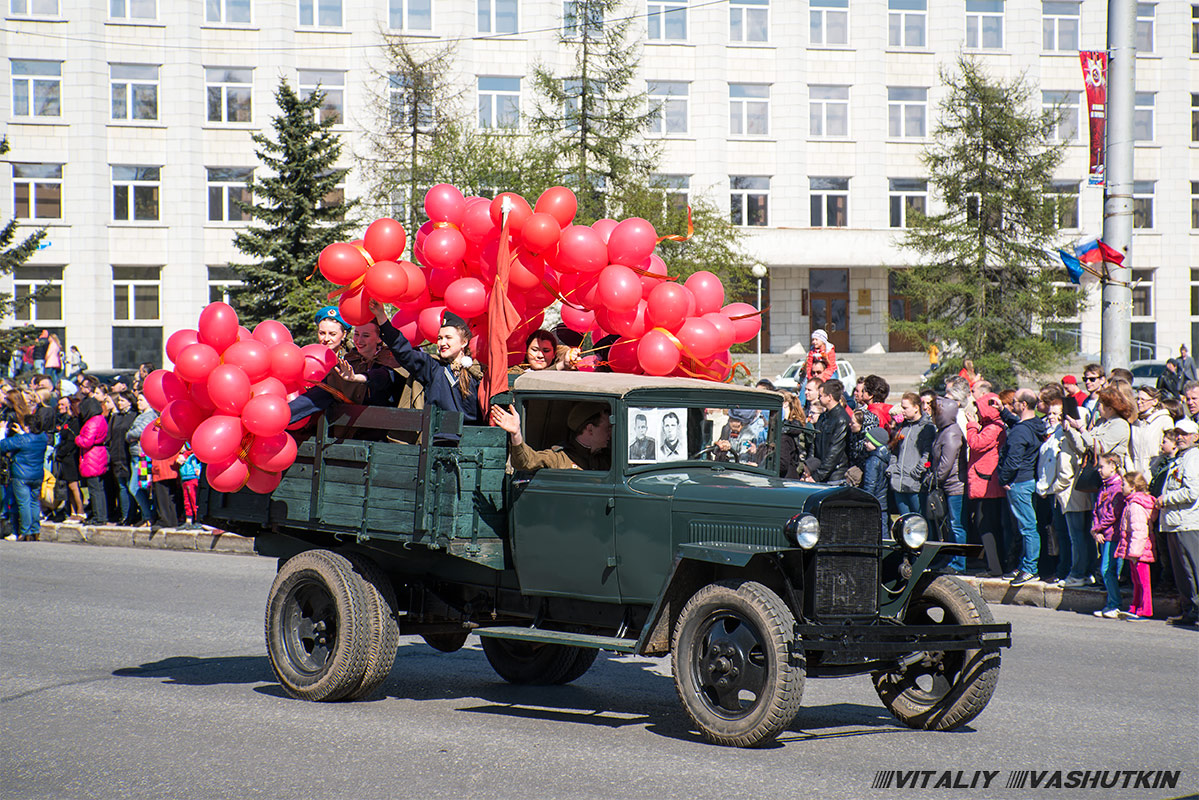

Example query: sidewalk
[30,521,1185,618]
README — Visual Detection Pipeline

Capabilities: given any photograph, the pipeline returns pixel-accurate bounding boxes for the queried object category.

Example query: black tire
[480,637,579,684]
[554,647,599,684]
[671,580,805,748]
[265,550,371,702]
[871,575,1001,731]
[341,553,399,701]
[422,631,470,653]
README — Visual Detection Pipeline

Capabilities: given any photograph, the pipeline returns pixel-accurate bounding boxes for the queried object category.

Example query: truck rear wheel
[554,648,598,684]
[872,575,1001,731]
[265,550,371,702]
[671,580,805,748]
[341,553,399,701]
[480,637,579,684]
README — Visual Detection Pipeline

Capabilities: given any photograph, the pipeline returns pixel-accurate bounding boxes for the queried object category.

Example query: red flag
[480,198,523,413]
[1096,240,1125,266]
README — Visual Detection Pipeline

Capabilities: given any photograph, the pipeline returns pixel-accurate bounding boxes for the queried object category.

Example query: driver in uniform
[489,402,611,471]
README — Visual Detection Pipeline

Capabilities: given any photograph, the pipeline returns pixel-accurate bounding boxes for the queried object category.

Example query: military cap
[567,401,608,433]
[315,305,350,329]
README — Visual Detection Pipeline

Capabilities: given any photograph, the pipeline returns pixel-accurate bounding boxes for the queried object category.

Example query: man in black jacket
[998,389,1045,586]
[805,379,850,484]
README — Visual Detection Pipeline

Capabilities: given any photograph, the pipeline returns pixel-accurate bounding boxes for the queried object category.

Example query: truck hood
[628,468,830,521]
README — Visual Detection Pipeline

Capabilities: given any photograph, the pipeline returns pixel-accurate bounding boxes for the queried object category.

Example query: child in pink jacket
[1091,454,1127,618]
[1116,471,1157,620]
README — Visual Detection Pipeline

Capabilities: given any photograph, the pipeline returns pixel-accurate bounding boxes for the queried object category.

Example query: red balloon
[592,218,618,243]
[174,343,220,384]
[245,466,283,494]
[269,342,305,385]
[510,247,546,292]
[159,398,206,440]
[560,304,595,333]
[417,304,448,344]
[597,264,642,312]
[241,393,289,437]
[191,379,216,411]
[399,261,427,302]
[685,270,726,315]
[197,302,239,354]
[703,312,737,352]
[247,432,298,473]
[525,280,555,309]
[424,184,466,226]
[607,218,658,268]
[557,226,608,273]
[223,339,272,383]
[364,217,407,262]
[140,422,185,460]
[427,264,464,299]
[421,226,467,271]
[300,344,336,384]
[638,329,681,376]
[318,242,370,285]
[237,325,253,341]
[489,192,532,234]
[250,376,287,398]
[607,339,640,373]
[723,302,762,343]
[143,369,187,412]
[462,198,498,244]
[638,254,669,294]
[166,329,199,364]
[252,320,293,349]
[191,415,245,464]
[521,212,562,255]
[339,288,374,326]
[364,260,409,304]
[676,317,721,359]
[646,283,691,332]
[444,277,488,319]
[534,186,578,228]
[206,455,250,493]
[606,300,648,339]
[207,364,252,415]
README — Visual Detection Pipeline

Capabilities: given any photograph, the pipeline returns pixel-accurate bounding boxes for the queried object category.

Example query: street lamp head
[751,264,767,279]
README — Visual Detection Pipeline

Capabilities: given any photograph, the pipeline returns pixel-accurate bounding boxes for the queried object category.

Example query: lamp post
[751,264,768,380]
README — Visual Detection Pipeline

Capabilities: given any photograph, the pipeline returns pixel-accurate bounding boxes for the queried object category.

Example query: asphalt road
[2,542,1196,800]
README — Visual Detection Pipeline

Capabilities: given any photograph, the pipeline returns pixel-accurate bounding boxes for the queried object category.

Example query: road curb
[37,521,256,556]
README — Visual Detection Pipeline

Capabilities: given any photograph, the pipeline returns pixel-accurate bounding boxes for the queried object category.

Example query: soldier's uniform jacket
[510,438,611,471]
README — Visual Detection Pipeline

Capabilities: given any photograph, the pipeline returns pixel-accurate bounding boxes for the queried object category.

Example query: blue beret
[315,305,349,329]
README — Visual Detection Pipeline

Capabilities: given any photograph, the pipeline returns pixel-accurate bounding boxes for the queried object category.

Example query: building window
[207,266,243,304]
[206,0,251,24]
[206,68,252,123]
[1192,182,1199,229]
[112,266,161,322]
[13,266,63,323]
[1191,270,1199,350]
[648,0,686,41]
[11,60,61,118]
[1134,92,1154,142]
[563,77,605,132]
[207,168,253,223]
[889,0,925,48]
[966,194,1003,229]
[1193,6,1199,55]
[889,179,927,228]
[888,87,926,138]
[563,0,602,37]
[810,0,848,46]
[478,0,518,34]
[110,64,158,122]
[730,0,768,43]
[389,72,434,131]
[654,174,690,214]
[648,81,688,135]
[1131,268,1155,360]
[1043,90,1080,142]
[299,70,345,124]
[299,0,341,27]
[1132,181,1154,229]
[1136,3,1154,53]
[319,172,346,209]
[10,0,58,17]
[12,163,62,219]
[390,0,432,30]
[478,76,520,129]
[966,0,1003,49]
[1046,181,1079,229]
[810,177,849,227]
[110,0,156,20]
[729,83,769,136]
[809,85,849,137]
[730,176,769,227]
[1193,94,1199,142]
[112,166,160,222]
[1043,1,1079,51]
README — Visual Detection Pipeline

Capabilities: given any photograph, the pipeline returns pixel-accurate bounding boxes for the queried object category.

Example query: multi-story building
[3,0,1193,369]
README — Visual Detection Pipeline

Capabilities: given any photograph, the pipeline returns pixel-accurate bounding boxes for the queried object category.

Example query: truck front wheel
[871,575,1001,731]
[265,550,371,702]
[671,580,805,748]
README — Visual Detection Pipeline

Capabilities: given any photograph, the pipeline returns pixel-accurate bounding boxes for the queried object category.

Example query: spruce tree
[0,135,48,360]
[230,79,358,341]
[893,57,1081,387]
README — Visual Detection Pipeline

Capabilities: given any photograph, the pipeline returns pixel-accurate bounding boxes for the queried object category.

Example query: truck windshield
[625,405,778,473]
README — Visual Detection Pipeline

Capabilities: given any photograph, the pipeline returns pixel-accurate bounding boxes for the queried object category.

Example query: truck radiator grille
[814,504,879,617]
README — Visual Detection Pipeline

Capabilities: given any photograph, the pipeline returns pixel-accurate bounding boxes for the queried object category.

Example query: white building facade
[3,0,1194,369]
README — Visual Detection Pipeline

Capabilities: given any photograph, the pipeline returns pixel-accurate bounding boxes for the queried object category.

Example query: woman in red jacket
[75,398,110,524]
[965,392,1007,576]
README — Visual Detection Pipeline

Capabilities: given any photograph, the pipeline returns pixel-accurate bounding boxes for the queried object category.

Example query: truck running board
[475,626,639,653]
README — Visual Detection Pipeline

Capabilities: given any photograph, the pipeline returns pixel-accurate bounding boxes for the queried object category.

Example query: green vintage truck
[201,371,1010,748]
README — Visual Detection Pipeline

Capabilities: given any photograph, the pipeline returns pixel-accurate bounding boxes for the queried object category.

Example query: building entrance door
[888,271,922,352]
[809,268,849,352]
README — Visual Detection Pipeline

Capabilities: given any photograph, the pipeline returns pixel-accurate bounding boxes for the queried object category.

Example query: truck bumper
[794,621,1012,655]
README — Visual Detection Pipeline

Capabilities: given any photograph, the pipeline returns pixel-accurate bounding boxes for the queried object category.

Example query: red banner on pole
[1080,51,1107,186]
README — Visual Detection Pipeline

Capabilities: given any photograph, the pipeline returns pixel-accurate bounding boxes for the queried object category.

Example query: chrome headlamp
[891,513,929,550]
[784,513,820,549]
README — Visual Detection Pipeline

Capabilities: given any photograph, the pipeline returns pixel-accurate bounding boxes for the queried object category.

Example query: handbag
[1073,451,1102,493]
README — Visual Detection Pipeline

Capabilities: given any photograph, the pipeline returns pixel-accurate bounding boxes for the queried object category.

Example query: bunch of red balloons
[317,183,762,379]
[139,302,337,494]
